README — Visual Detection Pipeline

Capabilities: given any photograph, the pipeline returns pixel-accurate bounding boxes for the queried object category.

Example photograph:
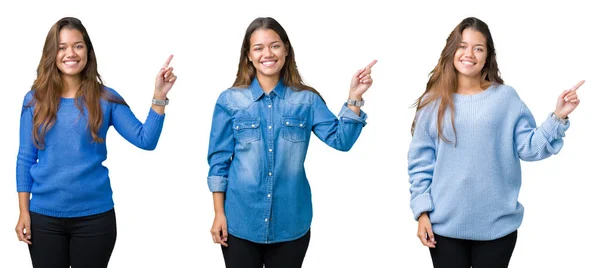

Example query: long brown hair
[233,17,323,100]
[30,17,127,149]
[411,17,504,144]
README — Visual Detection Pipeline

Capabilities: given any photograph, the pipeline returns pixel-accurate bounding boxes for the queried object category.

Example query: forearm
[18,192,30,214]
[212,192,225,215]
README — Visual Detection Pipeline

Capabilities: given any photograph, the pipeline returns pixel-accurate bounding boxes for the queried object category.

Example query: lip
[260,59,277,67]
[459,60,476,66]
[62,60,80,67]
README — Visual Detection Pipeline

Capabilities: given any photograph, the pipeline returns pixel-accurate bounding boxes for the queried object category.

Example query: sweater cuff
[208,175,228,192]
[540,113,570,141]
[410,193,434,220]
[338,103,368,126]
[17,184,32,192]
[147,107,166,121]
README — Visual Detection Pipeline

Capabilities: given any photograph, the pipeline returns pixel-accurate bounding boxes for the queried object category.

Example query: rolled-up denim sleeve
[311,95,367,152]
[207,92,234,192]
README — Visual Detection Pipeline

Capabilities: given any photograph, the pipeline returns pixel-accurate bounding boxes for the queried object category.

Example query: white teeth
[64,61,78,66]
[461,61,475,66]
[262,61,275,66]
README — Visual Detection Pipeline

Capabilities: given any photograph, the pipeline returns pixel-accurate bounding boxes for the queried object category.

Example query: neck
[61,74,81,98]
[257,74,279,94]
[457,75,488,95]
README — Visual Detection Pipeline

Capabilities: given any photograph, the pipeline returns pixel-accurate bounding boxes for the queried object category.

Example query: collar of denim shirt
[249,78,287,102]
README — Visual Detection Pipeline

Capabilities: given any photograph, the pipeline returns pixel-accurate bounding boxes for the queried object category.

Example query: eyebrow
[252,41,282,47]
[460,41,485,47]
[59,41,85,45]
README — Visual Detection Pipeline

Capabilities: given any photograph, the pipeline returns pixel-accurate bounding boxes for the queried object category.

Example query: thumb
[222,226,228,241]
[558,89,569,100]
[25,223,31,239]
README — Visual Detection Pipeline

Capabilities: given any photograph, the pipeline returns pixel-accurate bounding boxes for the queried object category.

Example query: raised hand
[349,60,377,100]
[554,80,584,119]
[155,54,177,99]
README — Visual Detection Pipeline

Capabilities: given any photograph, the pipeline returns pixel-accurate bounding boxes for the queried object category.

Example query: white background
[1,0,598,267]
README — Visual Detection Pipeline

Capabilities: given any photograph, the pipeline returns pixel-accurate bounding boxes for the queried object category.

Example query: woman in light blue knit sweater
[15,17,177,268]
[408,17,583,268]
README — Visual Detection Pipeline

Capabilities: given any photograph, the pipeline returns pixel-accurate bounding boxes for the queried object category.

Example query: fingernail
[564,98,569,101]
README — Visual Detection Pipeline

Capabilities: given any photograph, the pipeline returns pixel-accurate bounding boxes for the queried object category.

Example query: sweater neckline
[453,84,498,102]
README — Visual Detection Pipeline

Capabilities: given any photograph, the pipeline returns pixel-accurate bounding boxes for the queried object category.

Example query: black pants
[222,230,311,268]
[28,209,117,268]
[429,230,517,268]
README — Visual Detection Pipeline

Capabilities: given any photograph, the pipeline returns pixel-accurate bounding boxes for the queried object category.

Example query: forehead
[59,28,84,43]
[461,28,486,45]
[249,28,282,45]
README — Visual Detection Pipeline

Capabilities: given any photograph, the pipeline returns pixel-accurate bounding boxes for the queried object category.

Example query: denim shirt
[207,78,367,243]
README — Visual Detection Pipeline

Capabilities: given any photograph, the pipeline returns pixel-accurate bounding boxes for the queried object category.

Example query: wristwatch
[551,112,568,125]
[347,98,364,107]
[152,98,169,106]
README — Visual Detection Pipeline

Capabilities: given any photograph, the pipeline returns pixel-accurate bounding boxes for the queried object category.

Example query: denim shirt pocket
[233,118,261,143]
[281,116,308,142]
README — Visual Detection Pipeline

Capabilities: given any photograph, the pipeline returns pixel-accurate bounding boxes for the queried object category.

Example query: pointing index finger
[569,80,585,92]
[163,54,174,68]
[366,59,377,69]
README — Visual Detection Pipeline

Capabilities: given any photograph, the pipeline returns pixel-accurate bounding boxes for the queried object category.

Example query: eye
[459,45,467,49]
[254,47,263,51]
[475,47,484,52]
[76,45,85,49]
[272,44,281,49]
[58,47,66,50]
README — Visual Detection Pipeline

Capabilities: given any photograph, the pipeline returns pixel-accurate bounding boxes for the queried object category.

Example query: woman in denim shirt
[207,17,376,268]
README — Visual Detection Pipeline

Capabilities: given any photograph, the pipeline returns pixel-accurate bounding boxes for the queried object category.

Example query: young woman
[207,17,376,268]
[408,17,583,268]
[15,17,177,268]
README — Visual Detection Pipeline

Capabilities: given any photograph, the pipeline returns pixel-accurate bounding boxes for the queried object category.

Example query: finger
[163,67,173,78]
[162,54,174,68]
[564,92,577,101]
[25,224,32,241]
[365,59,378,69]
[426,227,436,246]
[570,98,580,104]
[354,67,366,78]
[211,230,220,244]
[558,89,569,100]
[569,80,585,92]
[157,68,167,79]
[168,75,177,83]
[417,230,429,247]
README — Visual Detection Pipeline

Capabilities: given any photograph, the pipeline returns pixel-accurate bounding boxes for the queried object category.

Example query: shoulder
[217,87,253,108]
[23,90,35,104]
[284,86,318,105]
[102,86,124,99]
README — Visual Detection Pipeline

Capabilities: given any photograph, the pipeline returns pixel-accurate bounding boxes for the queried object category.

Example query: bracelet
[152,98,169,106]
[347,98,364,107]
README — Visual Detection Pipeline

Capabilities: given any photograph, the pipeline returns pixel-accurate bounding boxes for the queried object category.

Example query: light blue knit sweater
[408,84,569,240]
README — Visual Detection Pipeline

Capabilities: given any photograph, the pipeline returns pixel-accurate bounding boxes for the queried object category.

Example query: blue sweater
[408,84,569,240]
[16,87,165,218]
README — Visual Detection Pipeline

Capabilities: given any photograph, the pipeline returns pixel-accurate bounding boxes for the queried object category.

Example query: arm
[311,60,377,151]
[408,110,436,221]
[207,94,234,193]
[515,80,583,161]
[207,94,233,247]
[15,94,36,244]
[110,55,177,150]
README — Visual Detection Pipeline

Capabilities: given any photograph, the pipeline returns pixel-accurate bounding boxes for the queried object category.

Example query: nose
[66,46,77,57]
[464,47,474,58]
[264,47,274,57]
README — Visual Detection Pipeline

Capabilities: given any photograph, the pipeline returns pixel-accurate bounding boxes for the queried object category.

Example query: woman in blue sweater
[15,17,177,268]
[408,17,583,267]
[207,17,376,268]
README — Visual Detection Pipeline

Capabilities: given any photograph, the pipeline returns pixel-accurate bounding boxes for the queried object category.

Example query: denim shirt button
[264,218,268,222]
[268,194,271,198]
[269,149,272,152]
[286,122,290,125]
[268,126,272,129]
[268,172,272,176]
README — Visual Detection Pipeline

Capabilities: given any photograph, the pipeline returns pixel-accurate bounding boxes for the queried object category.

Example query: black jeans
[28,209,117,268]
[222,230,311,268]
[429,230,518,268]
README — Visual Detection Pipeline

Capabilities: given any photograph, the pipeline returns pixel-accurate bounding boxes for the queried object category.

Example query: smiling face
[247,28,287,81]
[453,28,487,80]
[56,28,88,79]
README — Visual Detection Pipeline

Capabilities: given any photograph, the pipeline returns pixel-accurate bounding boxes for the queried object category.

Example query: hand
[554,80,584,119]
[154,54,178,99]
[15,212,31,245]
[210,213,228,247]
[417,213,436,248]
[349,60,378,100]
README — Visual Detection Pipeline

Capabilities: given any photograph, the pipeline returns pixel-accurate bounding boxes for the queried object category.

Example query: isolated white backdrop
[1,0,598,267]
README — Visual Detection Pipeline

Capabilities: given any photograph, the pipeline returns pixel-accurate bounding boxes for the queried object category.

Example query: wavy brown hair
[233,17,323,100]
[411,17,504,144]
[29,17,127,149]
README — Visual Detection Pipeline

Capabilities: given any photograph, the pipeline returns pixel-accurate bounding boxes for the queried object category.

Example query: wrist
[552,112,568,124]
[153,92,168,100]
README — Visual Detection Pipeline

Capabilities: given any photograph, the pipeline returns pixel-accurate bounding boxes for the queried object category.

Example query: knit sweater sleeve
[16,92,37,192]
[407,108,436,220]
[107,88,165,150]
[514,102,569,161]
